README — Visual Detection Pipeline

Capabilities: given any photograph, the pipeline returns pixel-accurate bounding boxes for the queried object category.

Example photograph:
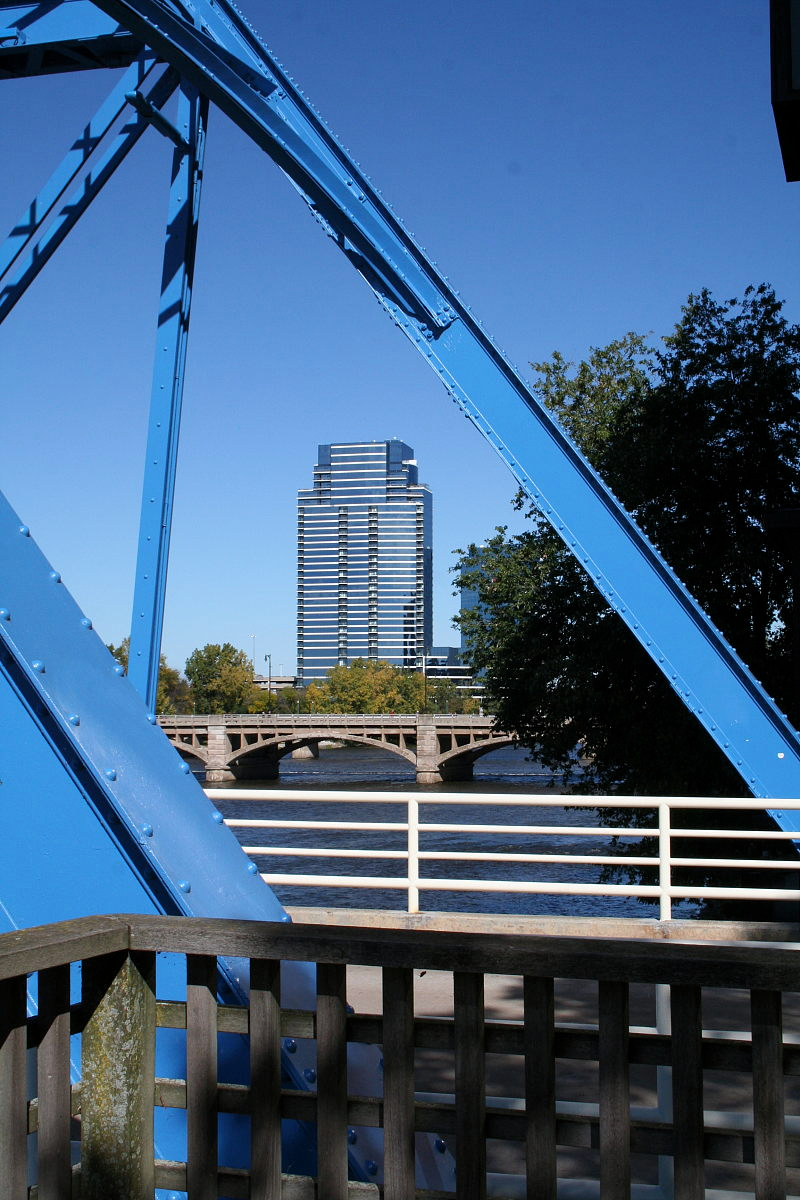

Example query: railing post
[407,794,420,913]
[655,983,674,1200]
[37,963,72,1200]
[454,972,486,1200]
[0,975,27,1199]
[658,801,672,922]
[657,800,674,1198]
[81,950,156,1200]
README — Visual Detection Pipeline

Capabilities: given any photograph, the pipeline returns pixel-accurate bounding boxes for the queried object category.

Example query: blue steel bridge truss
[0,0,799,1192]
[2,0,799,802]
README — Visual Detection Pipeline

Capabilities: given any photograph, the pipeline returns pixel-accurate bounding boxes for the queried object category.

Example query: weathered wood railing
[2,913,799,1199]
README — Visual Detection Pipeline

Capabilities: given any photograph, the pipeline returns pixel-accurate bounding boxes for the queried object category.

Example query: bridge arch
[170,739,209,766]
[158,715,508,784]
[436,733,517,772]
[226,730,418,779]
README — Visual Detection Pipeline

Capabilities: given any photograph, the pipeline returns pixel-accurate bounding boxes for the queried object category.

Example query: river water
[212,744,696,920]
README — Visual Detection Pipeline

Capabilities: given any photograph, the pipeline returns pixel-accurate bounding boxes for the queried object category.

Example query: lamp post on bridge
[264,653,272,696]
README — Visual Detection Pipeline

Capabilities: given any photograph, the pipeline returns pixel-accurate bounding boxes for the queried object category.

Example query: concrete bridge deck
[157,713,514,784]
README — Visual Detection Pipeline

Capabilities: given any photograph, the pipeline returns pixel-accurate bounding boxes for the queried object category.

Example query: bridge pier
[415,716,440,784]
[205,723,235,783]
[414,718,474,785]
[204,724,281,781]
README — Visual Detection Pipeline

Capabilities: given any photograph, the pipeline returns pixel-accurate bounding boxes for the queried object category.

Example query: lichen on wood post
[81,949,156,1199]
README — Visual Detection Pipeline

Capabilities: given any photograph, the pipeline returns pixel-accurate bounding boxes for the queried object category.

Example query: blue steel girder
[0,1,138,77]
[1,0,799,804]
[66,0,800,806]
[0,54,178,323]
[128,82,207,710]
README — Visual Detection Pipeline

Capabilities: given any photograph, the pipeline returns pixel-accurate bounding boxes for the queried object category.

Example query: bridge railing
[207,789,800,919]
[4,912,799,1199]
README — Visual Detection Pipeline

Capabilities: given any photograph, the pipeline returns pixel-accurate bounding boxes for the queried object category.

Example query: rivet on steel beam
[0,609,9,621]
[180,762,190,774]
[303,1068,316,1084]
[365,1161,378,1176]
[141,823,154,837]
[49,570,61,582]
[147,713,157,724]
[67,713,80,726]
[285,1039,297,1053]
[347,1129,357,1145]
[114,664,125,676]
[18,525,29,536]
[435,1139,446,1154]
[280,912,292,923]
[32,660,45,673]
[247,862,258,874]
[81,617,93,629]
[778,752,786,759]
[211,810,223,824]
[178,880,191,893]
[104,768,117,781]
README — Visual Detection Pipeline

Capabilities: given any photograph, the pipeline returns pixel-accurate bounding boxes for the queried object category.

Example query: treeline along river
[211,743,700,919]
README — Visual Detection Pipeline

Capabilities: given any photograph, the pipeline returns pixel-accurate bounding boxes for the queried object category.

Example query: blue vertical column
[128,83,208,709]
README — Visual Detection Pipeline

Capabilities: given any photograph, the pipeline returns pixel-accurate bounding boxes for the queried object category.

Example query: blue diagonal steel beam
[127,83,207,711]
[0,60,178,322]
[0,50,156,284]
[0,1,137,77]
[87,0,800,803]
[92,0,456,333]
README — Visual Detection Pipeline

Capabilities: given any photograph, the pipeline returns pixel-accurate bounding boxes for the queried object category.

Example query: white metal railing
[205,789,800,918]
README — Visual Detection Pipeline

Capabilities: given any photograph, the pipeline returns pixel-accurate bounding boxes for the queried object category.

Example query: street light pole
[264,653,272,694]
[251,634,256,677]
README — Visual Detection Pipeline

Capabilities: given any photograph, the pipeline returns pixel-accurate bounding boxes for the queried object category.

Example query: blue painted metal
[57,0,798,808]
[0,491,291,929]
[0,50,155,281]
[0,58,178,324]
[128,83,207,711]
[0,487,428,1188]
[0,1,137,77]
[0,490,350,1188]
[0,1,797,1188]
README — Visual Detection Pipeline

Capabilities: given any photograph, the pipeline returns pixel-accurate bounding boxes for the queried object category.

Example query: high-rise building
[297,440,433,684]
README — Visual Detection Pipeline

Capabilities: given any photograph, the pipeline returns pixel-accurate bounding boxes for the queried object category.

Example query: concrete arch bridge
[157,714,515,784]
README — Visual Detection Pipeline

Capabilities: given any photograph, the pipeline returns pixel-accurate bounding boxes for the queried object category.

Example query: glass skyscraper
[297,440,433,683]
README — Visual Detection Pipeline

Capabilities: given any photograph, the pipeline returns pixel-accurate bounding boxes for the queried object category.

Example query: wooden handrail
[2,913,798,1199]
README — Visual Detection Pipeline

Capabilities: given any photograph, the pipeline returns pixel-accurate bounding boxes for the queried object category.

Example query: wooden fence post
[81,950,156,1200]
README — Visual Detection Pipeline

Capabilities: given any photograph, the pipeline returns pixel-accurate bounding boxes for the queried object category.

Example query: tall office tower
[297,440,433,684]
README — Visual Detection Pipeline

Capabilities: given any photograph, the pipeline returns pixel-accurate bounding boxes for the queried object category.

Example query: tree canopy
[184,642,257,714]
[108,637,191,714]
[304,658,480,714]
[305,659,425,714]
[455,286,800,795]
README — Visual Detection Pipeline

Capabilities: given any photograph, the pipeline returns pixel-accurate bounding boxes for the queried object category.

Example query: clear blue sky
[1,1,797,677]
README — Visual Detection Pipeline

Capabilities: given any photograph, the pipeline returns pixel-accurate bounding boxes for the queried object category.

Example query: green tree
[455,287,800,796]
[426,678,480,715]
[184,642,258,714]
[107,638,191,714]
[248,686,306,714]
[305,659,425,714]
